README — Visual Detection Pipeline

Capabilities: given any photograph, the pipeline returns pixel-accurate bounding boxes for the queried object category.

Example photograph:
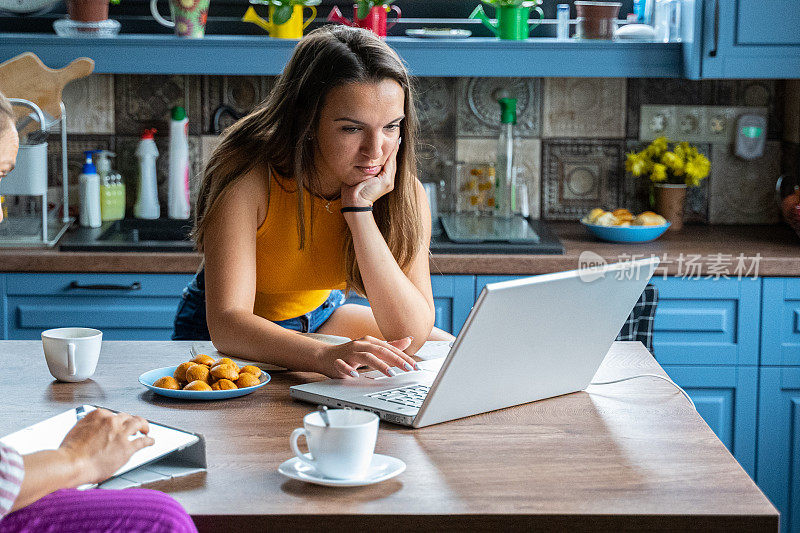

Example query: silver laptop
[290,257,659,428]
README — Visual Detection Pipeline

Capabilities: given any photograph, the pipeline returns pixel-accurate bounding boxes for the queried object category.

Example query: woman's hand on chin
[341,138,400,208]
[314,335,419,378]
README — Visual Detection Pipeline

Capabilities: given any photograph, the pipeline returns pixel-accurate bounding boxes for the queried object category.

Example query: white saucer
[278,453,405,487]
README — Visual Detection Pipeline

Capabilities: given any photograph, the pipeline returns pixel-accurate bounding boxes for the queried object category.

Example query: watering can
[469,1,543,40]
[242,4,316,38]
[327,3,401,37]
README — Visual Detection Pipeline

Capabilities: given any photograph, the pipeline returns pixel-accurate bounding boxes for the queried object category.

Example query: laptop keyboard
[367,384,430,408]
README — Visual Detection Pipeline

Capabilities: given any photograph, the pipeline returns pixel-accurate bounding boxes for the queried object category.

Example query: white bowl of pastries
[581,208,670,243]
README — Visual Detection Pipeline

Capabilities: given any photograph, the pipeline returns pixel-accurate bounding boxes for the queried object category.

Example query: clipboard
[0,405,206,490]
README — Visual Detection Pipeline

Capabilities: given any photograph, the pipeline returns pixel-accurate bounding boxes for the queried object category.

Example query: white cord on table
[590,373,696,411]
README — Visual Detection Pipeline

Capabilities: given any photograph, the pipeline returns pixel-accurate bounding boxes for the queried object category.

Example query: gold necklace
[317,193,340,214]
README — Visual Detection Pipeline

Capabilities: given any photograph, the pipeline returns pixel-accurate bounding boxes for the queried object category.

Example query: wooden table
[0,341,779,532]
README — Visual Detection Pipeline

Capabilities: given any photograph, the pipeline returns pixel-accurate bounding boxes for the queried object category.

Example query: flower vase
[67,0,110,22]
[654,183,686,231]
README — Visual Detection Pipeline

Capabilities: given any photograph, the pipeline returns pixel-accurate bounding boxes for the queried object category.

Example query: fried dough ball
[185,363,211,383]
[190,354,215,367]
[236,373,261,388]
[594,211,618,227]
[633,211,667,226]
[184,380,213,391]
[214,357,239,371]
[239,365,262,378]
[211,379,238,391]
[586,208,606,224]
[211,363,239,381]
[612,208,634,223]
[153,376,180,390]
[174,362,195,382]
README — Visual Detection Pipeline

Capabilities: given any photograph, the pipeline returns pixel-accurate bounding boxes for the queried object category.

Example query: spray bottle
[168,106,190,219]
[78,151,101,228]
[495,97,518,218]
[134,128,160,219]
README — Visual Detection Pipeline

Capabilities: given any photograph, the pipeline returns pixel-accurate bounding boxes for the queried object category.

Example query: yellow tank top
[253,175,348,321]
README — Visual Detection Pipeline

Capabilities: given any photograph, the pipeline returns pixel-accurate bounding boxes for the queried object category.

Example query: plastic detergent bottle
[168,106,190,219]
[495,97,518,218]
[134,128,160,219]
[94,150,125,222]
[78,151,101,228]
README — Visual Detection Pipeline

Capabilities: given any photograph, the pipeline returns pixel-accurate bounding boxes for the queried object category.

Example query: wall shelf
[0,33,684,77]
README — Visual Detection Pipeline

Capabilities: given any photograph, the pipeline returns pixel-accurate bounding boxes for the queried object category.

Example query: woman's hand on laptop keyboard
[314,335,420,379]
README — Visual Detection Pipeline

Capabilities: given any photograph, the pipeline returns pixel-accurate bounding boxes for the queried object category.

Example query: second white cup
[290,409,379,480]
[41,327,103,382]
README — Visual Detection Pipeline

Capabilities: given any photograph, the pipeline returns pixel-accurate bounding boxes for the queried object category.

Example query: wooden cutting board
[0,52,94,121]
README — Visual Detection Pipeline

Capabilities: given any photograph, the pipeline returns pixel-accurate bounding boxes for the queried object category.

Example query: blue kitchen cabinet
[684,0,800,78]
[661,364,758,478]
[475,275,519,294]
[0,274,6,340]
[346,274,475,335]
[757,366,800,533]
[650,277,760,366]
[761,278,800,366]
[5,273,192,340]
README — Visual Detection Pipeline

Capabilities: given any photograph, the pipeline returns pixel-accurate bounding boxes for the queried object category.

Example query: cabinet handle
[709,0,719,57]
[68,281,142,291]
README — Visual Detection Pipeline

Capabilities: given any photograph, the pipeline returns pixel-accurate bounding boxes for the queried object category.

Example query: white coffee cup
[290,409,379,480]
[41,328,103,382]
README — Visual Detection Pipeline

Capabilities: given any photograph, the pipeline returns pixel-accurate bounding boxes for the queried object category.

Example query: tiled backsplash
[51,75,791,224]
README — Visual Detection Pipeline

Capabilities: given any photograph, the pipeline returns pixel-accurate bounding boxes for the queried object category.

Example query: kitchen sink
[59,218,196,252]
[59,217,563,254]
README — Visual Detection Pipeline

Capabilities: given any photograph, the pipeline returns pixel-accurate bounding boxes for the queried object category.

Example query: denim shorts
[172,268,347,341]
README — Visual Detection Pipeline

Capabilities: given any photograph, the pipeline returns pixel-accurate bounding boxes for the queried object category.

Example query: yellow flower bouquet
[625,136,711,187]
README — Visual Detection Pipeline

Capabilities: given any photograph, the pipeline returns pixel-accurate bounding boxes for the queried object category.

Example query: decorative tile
[712,80,782,140]
[455,138,541,219]
[543,78,626,139]
[709,141,782,224]
[200,134,221,169]
[783,141,799,179]
[626,78,716,139]
[413,77,455,136]
[114,75,202,136]
[201,76,274,134]
[61,74,114,134]
[416,133,455,184]
[115,135,202,216]
[783,80,800,144]
[46,134,114,188]
[198,134,221,202]
[541,139,624,220]
[456,77,541,138]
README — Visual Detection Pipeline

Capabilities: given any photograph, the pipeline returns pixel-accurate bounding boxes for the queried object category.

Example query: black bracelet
[340,206,373,213]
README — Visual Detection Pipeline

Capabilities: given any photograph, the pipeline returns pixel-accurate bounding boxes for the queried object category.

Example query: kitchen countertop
[1,222,799,276]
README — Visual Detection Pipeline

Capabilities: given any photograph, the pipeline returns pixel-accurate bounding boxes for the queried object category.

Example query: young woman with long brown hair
[173,25,454,379]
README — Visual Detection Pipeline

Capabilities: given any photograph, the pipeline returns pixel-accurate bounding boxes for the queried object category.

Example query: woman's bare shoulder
[211,165,270,228]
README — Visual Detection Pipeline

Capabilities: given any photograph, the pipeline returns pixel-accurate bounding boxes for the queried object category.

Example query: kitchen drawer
[0,274,6,340]
[661,364,758,478]
[650,278,760,365]
[761,278,800,366]
[756,366,800,533]
[6,273,192,297]
[6,273,193,340]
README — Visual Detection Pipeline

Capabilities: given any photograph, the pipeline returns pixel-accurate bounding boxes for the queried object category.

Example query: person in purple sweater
[0,93,196,533]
